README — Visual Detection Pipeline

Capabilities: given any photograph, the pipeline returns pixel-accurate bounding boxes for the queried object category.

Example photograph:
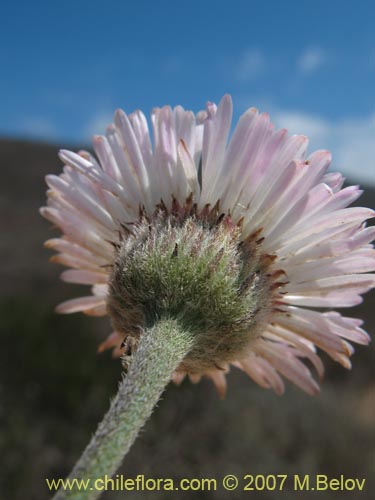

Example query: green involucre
[108,216,271,372]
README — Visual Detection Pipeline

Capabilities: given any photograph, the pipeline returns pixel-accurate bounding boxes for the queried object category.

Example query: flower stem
[53,318,194,500]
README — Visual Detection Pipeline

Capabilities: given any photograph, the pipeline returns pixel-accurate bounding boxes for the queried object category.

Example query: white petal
[200,95,233,204]
[128,109,153,167]
[45,174,117,231]
[275,309,349,354]
[176,140,200,198]
[286,273,375,294]
[114,109,150,195]
[151,106,178,205]
[273,207,374,253]
[284,249,375,282]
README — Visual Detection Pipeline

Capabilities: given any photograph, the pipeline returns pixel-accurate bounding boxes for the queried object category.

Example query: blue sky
[1,0,374,182]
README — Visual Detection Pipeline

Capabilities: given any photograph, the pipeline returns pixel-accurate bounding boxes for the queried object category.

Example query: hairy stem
[53,318,194,500]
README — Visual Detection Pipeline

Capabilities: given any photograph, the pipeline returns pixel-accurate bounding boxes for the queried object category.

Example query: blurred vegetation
[0,139,374,499]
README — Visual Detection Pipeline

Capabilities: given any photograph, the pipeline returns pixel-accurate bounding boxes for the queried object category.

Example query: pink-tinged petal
[102,188,135,224]
[151,106,178,205]
[283,291,364,308]
[284,249,375,282]
[237,133,309,229]
[246,160,300,230]
[47,194,116,242]
[286,274,375,294]
[320,311,370,344]
[322,317,370,345]
[92,283,109,297]
[189,373,202,384]
[317,185,363,213]
[105,125,146,206]
[236,355,285,395]
[280,303,371,348]
[254,340,320,395]
[251,151,332,246]
[47,194,115,241]
[40,206,114,259]
[322,172,345,192]
[302,206,374,238]
[97,332,122,353]
[59,160,134,221]
[206,370,228,398]
[265,326,324,380]
[76,150,102,170]
[323,311,363,327]
[93,135,123,182]
[276,220,362,260]
[58,150,127,199]
[173,106,196,158]
[128,109,153,167]
[112,344,126,358]
[280,237,353,265]
[193,110,206,168]
[274,207,374,253]
[60,269,108,285]
[195,109,208,125]
[351,226,375,247]
[222,107,258,173]
[241,159,305,237]
[45,173,117,231]
[294,150,332,191]
[62,163,135,220]
[114,109,150,192]
[262,183,334,246]
[172,371,186,385]
[84,303,108,317]
[176,140,200,197]
[262,151,331,227]
[201,95,233,203]
[49,253,106,273]
[270,186,363,248]
[56,296,106,314]
[325,351,352,370]
[235,358,273,390]
[217,107,260,205]
[44,238,107,266]
[274,309,348,354]
[223,112,275,211]
[230,127,289,218]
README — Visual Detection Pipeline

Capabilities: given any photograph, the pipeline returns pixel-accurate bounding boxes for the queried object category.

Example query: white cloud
[297,47,327,75]
[235,48,266,82]
[272,110,375,184]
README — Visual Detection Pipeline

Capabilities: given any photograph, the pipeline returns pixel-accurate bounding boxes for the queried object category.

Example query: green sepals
[108,216,270,372]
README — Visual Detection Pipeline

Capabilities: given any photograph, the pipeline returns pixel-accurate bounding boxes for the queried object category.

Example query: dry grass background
[0,139,374,499]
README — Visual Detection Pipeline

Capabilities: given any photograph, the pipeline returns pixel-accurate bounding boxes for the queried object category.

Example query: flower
[40,95,375,397]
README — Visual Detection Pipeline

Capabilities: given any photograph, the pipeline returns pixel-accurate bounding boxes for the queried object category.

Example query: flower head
[41,95,375,397]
